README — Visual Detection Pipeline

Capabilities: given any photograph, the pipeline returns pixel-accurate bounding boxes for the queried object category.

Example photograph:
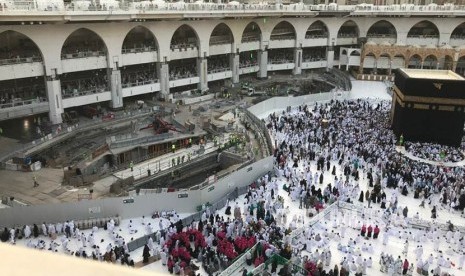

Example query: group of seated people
[61,41,105,59]
[61,76,109,97]
[405,142,465,163]
[305,32,328,39]
[366,32,396,38]
[122,70,158,87]
[268,51,294,64]
[170,39,197,50]
[241,35,260,43]
[270,34,295,41]
[0,84,46,107]
[239,57,258,68]
[0,48,42,65]
[169,66,197,80]
[337,32,358,38]
[407,32,439,38]
[122,42,157,53]
[207,57,230,73]
[303,51,326,62]
[66,3,117,12]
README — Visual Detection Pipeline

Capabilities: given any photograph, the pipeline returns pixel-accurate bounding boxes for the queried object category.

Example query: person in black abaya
[33,224,39,238]
[293,159,298,168]
[0,227,9,242]
[198,220,204,232]
[142,244,150,263]
[319,173,323,184]
[457,193,465,210]
[358,191,364,203]
[431,206,437,219]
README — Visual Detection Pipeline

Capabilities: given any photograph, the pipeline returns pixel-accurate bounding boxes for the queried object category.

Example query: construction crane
[139,117,180,134]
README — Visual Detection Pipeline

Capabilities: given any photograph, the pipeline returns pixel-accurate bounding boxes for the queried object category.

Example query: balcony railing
[451,35,465,39]
[241,36,260,43]
[0,56,42,66]
[122,79,158,88]
[170,43,197,51]
[122,46,157,54]
[367,34,396,38]
[2,2,465,14]
[239,62,258,69]
[337,33,358,38]
[270,35,296,41]
[61,87,109,98]
[305,34,328,39]
[207,67,230,74]
[0,97,47,109]
[61,50,106,60]
[303,57,325,62]
[406,34,439,38]
[268,59,293,64]
[169,73,197,80]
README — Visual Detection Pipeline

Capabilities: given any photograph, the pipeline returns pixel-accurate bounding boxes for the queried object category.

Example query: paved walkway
[395,146,465,167]
[0,168,91,205]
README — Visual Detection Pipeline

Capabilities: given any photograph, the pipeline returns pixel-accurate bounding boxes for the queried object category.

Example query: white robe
[24,225,31,239]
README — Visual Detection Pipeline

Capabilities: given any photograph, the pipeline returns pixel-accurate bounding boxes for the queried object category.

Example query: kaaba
[391,69,465,147]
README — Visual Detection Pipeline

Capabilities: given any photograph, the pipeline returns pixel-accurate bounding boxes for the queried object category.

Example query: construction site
[0,69,350,206]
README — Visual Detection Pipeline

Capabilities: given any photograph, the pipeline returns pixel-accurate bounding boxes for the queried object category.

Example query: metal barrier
[130,152,218,189]
[219,242,260,276]
[240,107,273,157]
[224,200,339,276]
[126,181,255,252]
[109,132,173,149]
[336,201,465,234]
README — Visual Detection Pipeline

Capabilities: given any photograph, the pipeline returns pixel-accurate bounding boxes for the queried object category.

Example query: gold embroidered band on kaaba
[393,85,465,112]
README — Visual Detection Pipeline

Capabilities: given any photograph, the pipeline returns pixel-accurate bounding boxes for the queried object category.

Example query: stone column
[109,69,123,110]
[46,76,63,125]
[293,47,302,75]
[157,62,170,99]
[197,57,208,92]
[257,49,268,79]
[230,53,239,84]
[326,45,335,69]
[388,60,392,75]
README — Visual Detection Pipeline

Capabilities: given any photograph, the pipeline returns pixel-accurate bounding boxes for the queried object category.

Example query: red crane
[139,117,180,134]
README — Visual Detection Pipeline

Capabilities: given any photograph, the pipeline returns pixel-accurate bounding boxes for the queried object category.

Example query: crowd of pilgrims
[404,142,465,163]
[0,219,135,265]
[2,99,465,276]
[0,214,180,268]
[269,99,465,215]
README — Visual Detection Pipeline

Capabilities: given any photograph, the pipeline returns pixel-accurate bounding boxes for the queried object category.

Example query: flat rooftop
[399,68,465,80]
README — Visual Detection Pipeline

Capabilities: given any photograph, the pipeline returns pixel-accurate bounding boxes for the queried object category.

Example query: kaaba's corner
[391,69,465,147]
